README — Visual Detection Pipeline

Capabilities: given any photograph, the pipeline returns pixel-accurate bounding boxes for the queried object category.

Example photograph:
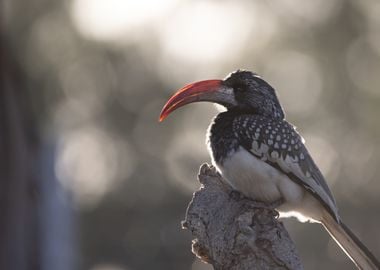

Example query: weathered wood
[182,164,303,270]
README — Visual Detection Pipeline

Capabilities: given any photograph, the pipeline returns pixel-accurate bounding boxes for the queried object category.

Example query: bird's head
[159,70,285,121]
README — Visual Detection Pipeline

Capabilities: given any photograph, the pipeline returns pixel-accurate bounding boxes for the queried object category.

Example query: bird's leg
[242,198,284,219]
[229,190,246,201]
[244,198,283,209]
[268,199,284,219]
[228,190,284,219]
[229,190,284,208]
[269,198,284,208]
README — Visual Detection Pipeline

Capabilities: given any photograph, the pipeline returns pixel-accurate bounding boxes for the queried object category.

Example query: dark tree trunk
[0,32,41,270]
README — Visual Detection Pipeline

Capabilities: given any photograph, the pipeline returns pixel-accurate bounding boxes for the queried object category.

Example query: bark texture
[182,164,304,270]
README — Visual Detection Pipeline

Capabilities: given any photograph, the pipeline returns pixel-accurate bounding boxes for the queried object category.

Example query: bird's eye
[234,84,245,93]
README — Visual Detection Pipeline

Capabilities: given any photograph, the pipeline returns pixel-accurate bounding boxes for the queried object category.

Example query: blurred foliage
[3,0,380,269]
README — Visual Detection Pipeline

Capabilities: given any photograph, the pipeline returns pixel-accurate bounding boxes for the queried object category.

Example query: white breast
[212,146,324,222]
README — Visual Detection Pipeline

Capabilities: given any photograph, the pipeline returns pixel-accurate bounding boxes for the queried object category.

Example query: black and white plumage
[208,111,338,223]
[160,70,379,269]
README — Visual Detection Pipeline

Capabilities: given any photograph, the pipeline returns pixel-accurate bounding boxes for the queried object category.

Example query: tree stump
[182,164,303,270]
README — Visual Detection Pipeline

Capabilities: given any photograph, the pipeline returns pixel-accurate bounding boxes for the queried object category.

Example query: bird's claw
[229,190,245,201]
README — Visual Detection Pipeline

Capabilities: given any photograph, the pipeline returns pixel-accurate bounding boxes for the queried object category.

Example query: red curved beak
[159,79,224,122]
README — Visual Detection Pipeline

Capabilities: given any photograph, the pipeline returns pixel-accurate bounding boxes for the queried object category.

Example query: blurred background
[1,0,380,269]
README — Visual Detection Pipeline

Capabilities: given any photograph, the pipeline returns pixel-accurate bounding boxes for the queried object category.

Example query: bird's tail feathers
[322,212,380,270]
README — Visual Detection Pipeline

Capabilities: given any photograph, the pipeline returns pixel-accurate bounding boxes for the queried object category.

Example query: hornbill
[159,70,380,270]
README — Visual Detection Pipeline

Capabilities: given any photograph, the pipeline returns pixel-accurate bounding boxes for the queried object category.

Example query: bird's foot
[228,191,283,218]
[243,197,282,208]
[269,198,284,208]
[243,198,283,217]
[229,190,245,201]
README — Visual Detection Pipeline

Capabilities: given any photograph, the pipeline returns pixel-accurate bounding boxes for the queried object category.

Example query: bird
[159,70,380,270]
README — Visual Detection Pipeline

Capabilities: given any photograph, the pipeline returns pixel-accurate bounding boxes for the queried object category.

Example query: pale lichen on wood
[182,163,303,270]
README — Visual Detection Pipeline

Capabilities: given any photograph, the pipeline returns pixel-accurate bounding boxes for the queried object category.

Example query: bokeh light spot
[71,0,178,40]
[165,128,209,193]
[346,38,380,98]
[302,133,339,186]
[159,1,251,64]
[269,0,342,26]
[263,51,323,116]
[55,126,136,207]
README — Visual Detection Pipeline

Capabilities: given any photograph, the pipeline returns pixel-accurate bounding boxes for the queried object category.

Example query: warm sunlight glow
[303,133,339,185]
[55,126,136,207]
[269,0,342,25]
[263,51,323,115]
[71,0,178,40]
[159,1,251,63]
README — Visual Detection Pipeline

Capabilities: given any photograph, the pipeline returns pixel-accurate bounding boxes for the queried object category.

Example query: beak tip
[158,112,166,122]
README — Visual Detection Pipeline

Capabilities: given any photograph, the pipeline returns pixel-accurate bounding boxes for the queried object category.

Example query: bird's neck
[226,107,283,120]
[227,107,258,116]
[219,108,271,120]
[207,111,242,164]
[211,109,262,135]
[208,109,279,164]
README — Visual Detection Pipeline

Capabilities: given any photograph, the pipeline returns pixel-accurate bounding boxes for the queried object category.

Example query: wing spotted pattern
[233,114,338,220]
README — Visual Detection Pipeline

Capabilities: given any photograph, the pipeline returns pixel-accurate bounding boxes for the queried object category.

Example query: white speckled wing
[233,115,339,221]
